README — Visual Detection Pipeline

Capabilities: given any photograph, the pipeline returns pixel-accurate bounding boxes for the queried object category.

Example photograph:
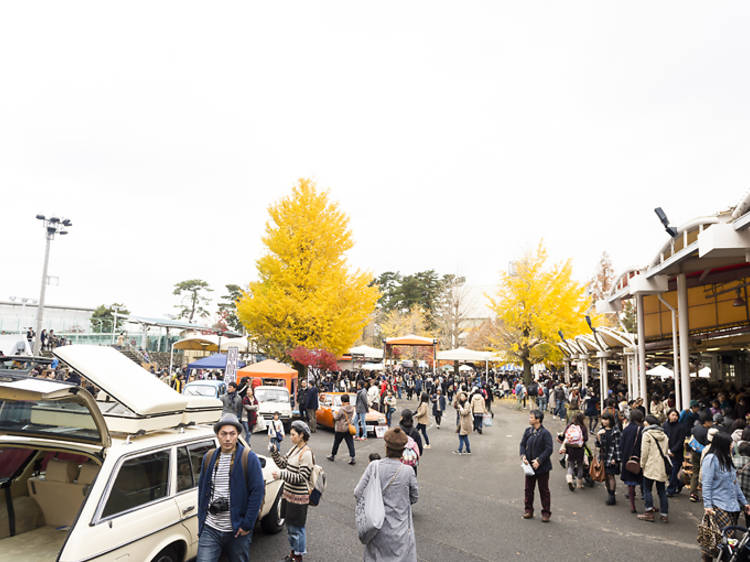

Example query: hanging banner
[225,346,239,384]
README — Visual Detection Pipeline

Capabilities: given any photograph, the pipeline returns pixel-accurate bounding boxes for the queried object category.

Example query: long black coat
[620,422,643,483]
[662,419,687,459]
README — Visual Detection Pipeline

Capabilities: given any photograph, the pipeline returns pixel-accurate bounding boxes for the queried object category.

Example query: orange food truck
[236,359,300,407]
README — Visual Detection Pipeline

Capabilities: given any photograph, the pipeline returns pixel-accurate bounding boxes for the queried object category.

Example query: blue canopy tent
[187,353,246,371]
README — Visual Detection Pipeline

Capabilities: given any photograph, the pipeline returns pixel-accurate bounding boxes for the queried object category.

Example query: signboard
[224,346,239,385]
[374,425,387,439]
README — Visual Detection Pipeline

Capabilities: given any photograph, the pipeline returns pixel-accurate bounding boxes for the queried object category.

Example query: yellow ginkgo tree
[487,241,594,384]
[236,179,380,362]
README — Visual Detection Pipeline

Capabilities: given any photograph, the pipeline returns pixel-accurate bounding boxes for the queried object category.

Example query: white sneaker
[425,444,431,449]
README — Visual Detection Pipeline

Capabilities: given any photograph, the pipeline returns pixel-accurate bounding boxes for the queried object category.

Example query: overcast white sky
[2,2,750,319]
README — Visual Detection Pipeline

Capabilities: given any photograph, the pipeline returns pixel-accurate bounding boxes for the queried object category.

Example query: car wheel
[151,545,180,562]
[260,488,285,534]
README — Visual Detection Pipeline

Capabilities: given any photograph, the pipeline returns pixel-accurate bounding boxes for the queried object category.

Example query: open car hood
[0,376,111,449]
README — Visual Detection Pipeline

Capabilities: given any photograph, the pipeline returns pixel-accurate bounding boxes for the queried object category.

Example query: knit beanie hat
[384,427,408,456]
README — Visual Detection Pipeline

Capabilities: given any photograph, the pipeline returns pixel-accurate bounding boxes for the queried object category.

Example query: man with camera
[197,413,265,562]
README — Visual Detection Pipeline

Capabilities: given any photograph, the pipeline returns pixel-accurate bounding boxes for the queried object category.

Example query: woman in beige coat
[453,392,473,455]
[638,415,671,522]
[470,389,486,434]
[415,392,431,449]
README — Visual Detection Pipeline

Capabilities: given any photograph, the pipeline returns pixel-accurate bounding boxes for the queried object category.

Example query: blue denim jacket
[701,453,748,512]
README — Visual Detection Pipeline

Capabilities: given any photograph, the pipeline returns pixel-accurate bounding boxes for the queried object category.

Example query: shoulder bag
[625,427,643,475]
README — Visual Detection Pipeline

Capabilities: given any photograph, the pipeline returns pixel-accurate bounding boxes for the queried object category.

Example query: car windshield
[331,394,356,407]
[254,388,290,403]
[184,385,217,397]
[0,396,101,443]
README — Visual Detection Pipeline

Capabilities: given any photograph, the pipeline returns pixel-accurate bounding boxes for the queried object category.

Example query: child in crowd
[268,411,285,450]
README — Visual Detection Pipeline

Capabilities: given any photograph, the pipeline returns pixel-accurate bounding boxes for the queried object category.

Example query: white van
[253,385,292,431]
[0,345,284,562]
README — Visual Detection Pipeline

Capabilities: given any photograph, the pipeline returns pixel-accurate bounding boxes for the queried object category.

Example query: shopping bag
[483,413,493,427]
[355,461,385,544]
[589,456,606,482]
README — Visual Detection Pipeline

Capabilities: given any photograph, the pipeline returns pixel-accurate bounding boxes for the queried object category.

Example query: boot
[606,492,616,505]
[637,510,655,522]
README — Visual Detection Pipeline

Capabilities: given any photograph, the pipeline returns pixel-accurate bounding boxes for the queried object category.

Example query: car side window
[102,450,170,518]
[176,447,193,492]
[186,441,216,490]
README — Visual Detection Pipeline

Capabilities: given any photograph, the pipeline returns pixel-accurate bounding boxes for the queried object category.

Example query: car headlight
[378,417,386,424]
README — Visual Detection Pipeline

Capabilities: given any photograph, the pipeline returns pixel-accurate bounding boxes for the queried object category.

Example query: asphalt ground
[247,398,704,561]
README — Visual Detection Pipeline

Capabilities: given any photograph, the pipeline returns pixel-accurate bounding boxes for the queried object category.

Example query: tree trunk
[522,356,532,385]
[453,360,459,377]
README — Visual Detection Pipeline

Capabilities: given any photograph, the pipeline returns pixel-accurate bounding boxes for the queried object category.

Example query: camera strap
[209,449,236,503]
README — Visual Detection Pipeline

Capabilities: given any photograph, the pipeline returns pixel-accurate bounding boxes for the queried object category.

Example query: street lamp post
[33,215,71,355]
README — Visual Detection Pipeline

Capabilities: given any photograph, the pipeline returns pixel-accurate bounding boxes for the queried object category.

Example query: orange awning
[237,359,298,377]
[385,334,435,346]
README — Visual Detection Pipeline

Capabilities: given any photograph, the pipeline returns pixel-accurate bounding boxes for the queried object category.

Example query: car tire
[260,488,285,534]
[151,545,180,562]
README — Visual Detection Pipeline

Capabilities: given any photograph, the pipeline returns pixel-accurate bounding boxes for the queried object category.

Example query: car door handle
[182,505,195,515]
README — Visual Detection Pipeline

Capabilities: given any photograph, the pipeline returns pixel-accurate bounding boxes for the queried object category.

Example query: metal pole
[169,341,176,375]
[657,294,681,411]
[582,356,589,388]
[636,294,647,400]
[33,231,53,355]
[112,310,118,344]
[677,273,691,408]
[600,355,609,409]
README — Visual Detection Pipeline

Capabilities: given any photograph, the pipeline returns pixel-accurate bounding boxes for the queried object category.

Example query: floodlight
[654,207,679,238]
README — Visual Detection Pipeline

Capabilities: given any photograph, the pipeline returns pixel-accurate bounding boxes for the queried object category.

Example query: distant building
[0,300,95,334]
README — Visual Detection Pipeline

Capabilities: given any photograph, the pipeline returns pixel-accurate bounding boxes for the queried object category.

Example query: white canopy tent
[348,345,384,359]
[361,362,385,371]
[646,365,674,379]
[219,337,250,352]
[437,347,493,376]
[436,347,492,362]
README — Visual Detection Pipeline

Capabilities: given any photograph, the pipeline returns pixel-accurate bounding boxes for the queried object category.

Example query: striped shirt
[205,452,233,532]
[271,445,313,505]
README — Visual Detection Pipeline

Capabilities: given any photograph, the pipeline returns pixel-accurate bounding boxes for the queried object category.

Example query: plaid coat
[597,427,622,474]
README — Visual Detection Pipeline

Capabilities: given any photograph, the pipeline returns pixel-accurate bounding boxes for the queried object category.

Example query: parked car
[182,379,227,399]
[0,345,284,562]
[253,385,292,431]
[315,392,387,436]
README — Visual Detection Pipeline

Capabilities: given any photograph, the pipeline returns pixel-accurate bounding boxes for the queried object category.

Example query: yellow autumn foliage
[237,179,380,360]
[487,241,596,382]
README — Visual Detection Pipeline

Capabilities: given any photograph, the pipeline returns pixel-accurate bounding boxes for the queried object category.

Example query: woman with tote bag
[354,427,419,561]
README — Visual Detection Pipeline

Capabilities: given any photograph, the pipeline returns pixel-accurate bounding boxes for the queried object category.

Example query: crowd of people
[508,372,750,561]
[17,347,750,560]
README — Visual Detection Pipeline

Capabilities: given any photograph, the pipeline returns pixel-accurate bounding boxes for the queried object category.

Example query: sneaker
[326,455,334,462]
[424,444,431,449]
[452,450,463,455]
[541,513,551,523]
[568,482,575,492]
[348,458,356,465]
[660,514,668,523]
[522,511,533,519]
[465,451,472,455]
[689,494,699,503]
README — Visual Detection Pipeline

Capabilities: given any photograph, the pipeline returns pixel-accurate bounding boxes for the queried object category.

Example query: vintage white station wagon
[0,345,284,562]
